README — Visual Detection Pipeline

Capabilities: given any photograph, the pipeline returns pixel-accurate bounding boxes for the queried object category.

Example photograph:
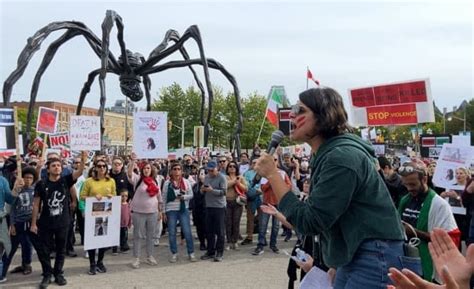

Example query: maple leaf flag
[307,68,320,86]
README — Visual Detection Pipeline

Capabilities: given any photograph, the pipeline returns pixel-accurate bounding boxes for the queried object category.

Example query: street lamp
[443,107,447,133]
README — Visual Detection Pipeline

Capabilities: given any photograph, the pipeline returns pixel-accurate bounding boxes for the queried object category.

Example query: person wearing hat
[200,160,227,262]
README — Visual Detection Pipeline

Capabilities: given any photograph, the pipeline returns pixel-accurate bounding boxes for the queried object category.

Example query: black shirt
[35,174,75,229]
[401,192,427,228]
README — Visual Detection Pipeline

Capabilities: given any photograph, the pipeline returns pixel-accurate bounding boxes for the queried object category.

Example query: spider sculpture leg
[3,21,119,149]
[138,25,218,148]
[141,57,243,157]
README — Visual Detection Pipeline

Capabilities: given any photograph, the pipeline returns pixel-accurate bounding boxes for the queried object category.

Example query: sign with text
[36,106,59,134]
[420,134,451,158]
[50,131,70,148]
[69,116,101,151]
[133,111,168,159]
[349,79,435,126]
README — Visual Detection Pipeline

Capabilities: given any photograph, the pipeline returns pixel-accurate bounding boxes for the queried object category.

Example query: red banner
[366,103,418,125]
[351,80,428,108]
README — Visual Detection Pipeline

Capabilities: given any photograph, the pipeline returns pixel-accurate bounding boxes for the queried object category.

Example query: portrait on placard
[133,111,168,159]
[36,107,59,134]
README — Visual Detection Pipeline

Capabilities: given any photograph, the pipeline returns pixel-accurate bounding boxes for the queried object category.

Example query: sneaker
[131,258,140,269]
[96,263,107,273]
[214,253,223,262]
[189,253,197,262]
[39,275,51,289]
[153,239,160,247]
[146,255,158,266]
[240,239,253,246]
[200,253,214,260]
[112,251,119,256]
[225,245,231,251]
[10,265,24,274]
[88,265,96,275]
[169,254,178,263]
[23,264,32,275]
[270,246,280,254]
[0,277,7,283]
[66,251,78,258]
[252,247,264,256]
[84,251,89,259]
[233,243,240,251]
[54,274,67,286]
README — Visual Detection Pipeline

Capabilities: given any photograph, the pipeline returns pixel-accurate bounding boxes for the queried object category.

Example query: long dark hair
[299,87,353,139]
[225,161,240,176]
[92,160,111,181]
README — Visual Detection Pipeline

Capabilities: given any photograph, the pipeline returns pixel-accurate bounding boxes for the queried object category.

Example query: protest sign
[133,111,168,159]
[432,143,474,215]
[349,79,435,126]
[84,196,120,251]
[36,106,59,134]
[69,116,101,151]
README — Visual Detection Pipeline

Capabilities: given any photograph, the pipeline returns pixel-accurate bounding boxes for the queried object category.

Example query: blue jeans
[257,211,280,248]
[166,209,194,255]
[334,239,404,289]
[2,221,33,277]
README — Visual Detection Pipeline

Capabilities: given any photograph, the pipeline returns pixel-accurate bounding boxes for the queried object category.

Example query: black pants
[88,248,107,266]
[66,213,76,253]
[192,207,207,245]
[76,208,85,245]
[30,226,68,277]
[205,207,226,255]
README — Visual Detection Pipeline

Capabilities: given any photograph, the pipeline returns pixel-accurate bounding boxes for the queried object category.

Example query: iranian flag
[265,88,283,126]
[307,68,320,86]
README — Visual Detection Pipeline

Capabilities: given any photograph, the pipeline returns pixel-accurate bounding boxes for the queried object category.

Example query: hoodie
[279,133,404,268]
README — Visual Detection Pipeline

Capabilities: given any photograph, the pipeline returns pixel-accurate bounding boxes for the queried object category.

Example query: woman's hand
[466,181,474,194]
[107,194,113,199]
[254,153,279,179]
[96,194,103,201]
[30,224,38,235]
[295,254,314,273]
[9,225,16,236]
[327,268,337,286]
[260,204,278,216]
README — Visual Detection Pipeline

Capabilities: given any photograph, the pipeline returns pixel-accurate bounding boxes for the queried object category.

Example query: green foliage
[151,84,277,151]
[16,107,38,140]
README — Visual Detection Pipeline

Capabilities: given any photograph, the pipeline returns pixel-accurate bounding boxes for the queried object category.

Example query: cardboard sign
[349,79,435,126]
[36,106,59,134]
[50,132,70,148]
[84,197,120,250]
[132,111,168,159]
[69,116,101,151]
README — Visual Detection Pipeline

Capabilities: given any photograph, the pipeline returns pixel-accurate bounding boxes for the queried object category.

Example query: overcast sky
[1,0,472,120]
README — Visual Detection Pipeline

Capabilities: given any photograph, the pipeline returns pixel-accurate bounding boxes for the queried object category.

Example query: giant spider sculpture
[3,10,243,155]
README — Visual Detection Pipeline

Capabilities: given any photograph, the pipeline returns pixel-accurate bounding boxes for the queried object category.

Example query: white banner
[432,143,474,215]
[69,116,101,151]
[84,197,120,251]
[133,111,168,159]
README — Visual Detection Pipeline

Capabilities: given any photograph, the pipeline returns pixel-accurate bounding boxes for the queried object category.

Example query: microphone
[252,130,285,186]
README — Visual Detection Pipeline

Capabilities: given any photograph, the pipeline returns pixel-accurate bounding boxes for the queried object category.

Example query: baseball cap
[206,160,217,169]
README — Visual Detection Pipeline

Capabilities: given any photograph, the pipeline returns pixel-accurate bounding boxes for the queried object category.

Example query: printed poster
[84,196,120,251]
[69,116,101,151]
[432,143,474,215]
[36,106,59,134]
[133,111,168,159]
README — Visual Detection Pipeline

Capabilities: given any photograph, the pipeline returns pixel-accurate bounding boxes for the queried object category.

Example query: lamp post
[181,118,185,149]
[447,113,467,134]
[443,107,447,133]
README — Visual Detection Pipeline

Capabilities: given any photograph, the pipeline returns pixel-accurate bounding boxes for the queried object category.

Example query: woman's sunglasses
[291,103,307,116]
[96,164,107,169]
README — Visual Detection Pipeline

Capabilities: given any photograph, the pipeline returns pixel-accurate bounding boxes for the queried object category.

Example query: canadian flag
[307,68,320,86]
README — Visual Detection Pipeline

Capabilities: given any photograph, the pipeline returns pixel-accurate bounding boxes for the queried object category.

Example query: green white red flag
[265,88,283,126]
[307,68,320,86]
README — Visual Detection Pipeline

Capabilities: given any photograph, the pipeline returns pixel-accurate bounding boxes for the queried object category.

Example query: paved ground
[4,220,300,289]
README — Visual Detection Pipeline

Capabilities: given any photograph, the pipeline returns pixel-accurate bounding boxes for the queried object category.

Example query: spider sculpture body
[3,10,243,155]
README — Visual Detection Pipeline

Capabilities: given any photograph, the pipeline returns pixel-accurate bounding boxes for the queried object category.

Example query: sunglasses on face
[228,165,236,168]
[291,103,307,116]
[96,164,107,168]
[219,160,226,163]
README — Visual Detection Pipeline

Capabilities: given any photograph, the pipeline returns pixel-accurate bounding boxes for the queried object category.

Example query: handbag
[400,221,423,276]
[234,182,247,206]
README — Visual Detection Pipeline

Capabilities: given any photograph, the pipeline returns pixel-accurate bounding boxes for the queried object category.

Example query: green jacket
[279,133,404,267]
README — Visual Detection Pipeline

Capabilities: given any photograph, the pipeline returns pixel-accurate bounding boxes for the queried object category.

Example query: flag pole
[306,66,309,90]
[256,109,267,145]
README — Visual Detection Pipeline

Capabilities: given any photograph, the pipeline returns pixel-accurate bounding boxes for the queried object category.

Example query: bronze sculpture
[3,10,243,156]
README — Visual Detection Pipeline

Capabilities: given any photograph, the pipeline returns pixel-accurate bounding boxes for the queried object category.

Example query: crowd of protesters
[0,92,473,289]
